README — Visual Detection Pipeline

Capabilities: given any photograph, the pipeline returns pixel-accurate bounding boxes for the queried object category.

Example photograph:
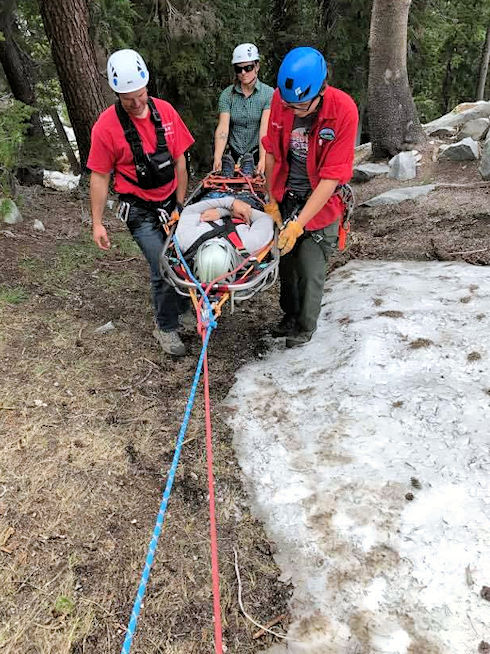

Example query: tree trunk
[0,0,44,138]
[38,0,106,169]
[49,110,81,175]
[476,25,490,101]
[368,0,425,158]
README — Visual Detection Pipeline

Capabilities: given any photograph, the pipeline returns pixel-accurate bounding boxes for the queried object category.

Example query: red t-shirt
[87,97,194,201]
[262,86,358,230]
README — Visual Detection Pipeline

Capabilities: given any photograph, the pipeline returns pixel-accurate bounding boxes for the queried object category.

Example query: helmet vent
[285,78,293,89]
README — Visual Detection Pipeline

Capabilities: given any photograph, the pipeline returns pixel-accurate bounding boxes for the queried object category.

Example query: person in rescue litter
[174,196,273,283]
[263,47,358,348]
[87,49,194,357]
[213,43,274,176]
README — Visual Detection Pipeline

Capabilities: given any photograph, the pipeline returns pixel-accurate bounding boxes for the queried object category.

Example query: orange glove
[264,200,283,229]
[278,221,303,255]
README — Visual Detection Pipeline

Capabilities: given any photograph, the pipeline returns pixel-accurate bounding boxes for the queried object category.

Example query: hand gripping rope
[121,236,224,654]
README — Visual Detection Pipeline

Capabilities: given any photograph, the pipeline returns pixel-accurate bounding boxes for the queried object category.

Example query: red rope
[202,342,223,654]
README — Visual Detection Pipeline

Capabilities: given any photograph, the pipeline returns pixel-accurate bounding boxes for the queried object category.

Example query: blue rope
[121,233,218,653]
[121,326,214,653]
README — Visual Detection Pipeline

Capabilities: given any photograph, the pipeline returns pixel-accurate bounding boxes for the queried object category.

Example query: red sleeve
[319,95,358,183]
[158,100,194,160]
[87,117,115,174]
[262,89,281,153]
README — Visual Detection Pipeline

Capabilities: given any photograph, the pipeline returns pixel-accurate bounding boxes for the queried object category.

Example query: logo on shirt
[319,127,335,141]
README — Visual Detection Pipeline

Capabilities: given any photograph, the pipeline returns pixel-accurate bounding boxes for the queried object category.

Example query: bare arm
[90,171,111,250]
[174,154,188,206]
[213,112,230,171]
[264,152,276,201]
[256,109,271,175]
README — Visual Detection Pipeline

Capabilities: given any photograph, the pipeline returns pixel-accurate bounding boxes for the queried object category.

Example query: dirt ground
[0,147,488,654]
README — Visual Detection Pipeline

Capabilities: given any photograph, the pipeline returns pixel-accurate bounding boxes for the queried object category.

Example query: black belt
[118,192,176,214]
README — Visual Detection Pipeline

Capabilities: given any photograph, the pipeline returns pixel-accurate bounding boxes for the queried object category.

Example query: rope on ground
[120,325,214,654]
[233,548,298,642]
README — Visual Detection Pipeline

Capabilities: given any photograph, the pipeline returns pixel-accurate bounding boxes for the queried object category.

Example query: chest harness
[115,97,175,190]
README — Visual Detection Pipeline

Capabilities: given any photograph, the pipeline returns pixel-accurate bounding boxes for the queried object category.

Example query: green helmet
[194,238,241,284]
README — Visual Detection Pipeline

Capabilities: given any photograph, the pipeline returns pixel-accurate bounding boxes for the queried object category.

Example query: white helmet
[194,238,241,284]
[231,43,259,65]
[107,49,149,93]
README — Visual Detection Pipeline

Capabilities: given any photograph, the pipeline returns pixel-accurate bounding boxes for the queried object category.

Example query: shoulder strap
[183,218,249,261]
[115,100,145,164]
[147,97,168,152]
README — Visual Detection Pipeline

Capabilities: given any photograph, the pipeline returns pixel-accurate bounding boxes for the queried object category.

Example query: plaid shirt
[218,79,273,156]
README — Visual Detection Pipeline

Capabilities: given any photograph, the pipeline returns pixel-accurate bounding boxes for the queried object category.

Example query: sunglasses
[234,63,256,74]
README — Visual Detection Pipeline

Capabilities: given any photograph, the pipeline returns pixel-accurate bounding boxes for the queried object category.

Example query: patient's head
[194,238,241,283]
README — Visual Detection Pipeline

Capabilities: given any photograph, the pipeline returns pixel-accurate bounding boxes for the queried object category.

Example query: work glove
[170,202,183,224]
[278,220,303,255]
[264,200,283,229]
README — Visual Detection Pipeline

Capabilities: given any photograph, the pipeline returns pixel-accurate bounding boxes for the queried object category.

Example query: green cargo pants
[278,220,339,333]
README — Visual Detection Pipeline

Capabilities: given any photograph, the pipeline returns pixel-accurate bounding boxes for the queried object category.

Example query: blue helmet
[277,47,327,103]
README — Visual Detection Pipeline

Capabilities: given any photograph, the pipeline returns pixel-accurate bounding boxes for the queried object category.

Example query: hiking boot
[220,153,235,178]
[271,314,297,338]
[239,153,255,177]
[153,328,186,356]
[285,329,316,348]
[178,309,195,331]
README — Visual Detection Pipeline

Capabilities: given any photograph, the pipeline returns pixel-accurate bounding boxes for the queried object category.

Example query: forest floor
[0,143,489,654]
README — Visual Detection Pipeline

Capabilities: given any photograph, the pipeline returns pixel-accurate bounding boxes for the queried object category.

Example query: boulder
[460,118,490,141]
[425,126,458,138]
[352,163,390,183]
[0,198,22,225]
[479,137,490,180]
[424,101,490,134]
[361,185,436,207]
[354,142,372,164]
[438,137,479,161]
[388,152,417,181]
[43,170,80,191]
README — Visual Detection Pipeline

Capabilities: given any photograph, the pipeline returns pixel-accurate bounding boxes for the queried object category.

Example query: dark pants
[279,197,339,332]
[125,197,188,331]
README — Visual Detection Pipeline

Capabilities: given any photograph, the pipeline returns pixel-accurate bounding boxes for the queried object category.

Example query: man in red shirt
[87,49,194,356]
[263,47,358,347]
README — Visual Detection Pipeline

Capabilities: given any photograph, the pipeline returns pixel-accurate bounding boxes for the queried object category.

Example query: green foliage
[0,99,33,194]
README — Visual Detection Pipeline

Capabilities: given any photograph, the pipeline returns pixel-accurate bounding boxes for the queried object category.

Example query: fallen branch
[253,613,287,639]
[446,247,490,256]
[435,182,490,190]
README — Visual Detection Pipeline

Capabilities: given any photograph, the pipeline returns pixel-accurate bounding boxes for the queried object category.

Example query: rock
[479,137,490,180]
[352,163,390,183]
[388,152,417,181]
[94,321,115,334]
[438,137,479,161]
[460,118,490,141]
[425,126,458,138]
[33,219,45,232]
[354,142,372,164]
[424,100,490,133]
[43,170,80,191]
[361,185,436,207]
[0,198,22,225]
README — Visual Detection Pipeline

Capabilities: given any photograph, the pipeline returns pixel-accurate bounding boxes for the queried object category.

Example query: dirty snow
[224,261,490,654]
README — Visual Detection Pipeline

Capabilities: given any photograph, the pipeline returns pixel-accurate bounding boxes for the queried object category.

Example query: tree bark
[476,25,490,101]
[0,0,44,138]
[368,0,426,158]
[38,0,106,169]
